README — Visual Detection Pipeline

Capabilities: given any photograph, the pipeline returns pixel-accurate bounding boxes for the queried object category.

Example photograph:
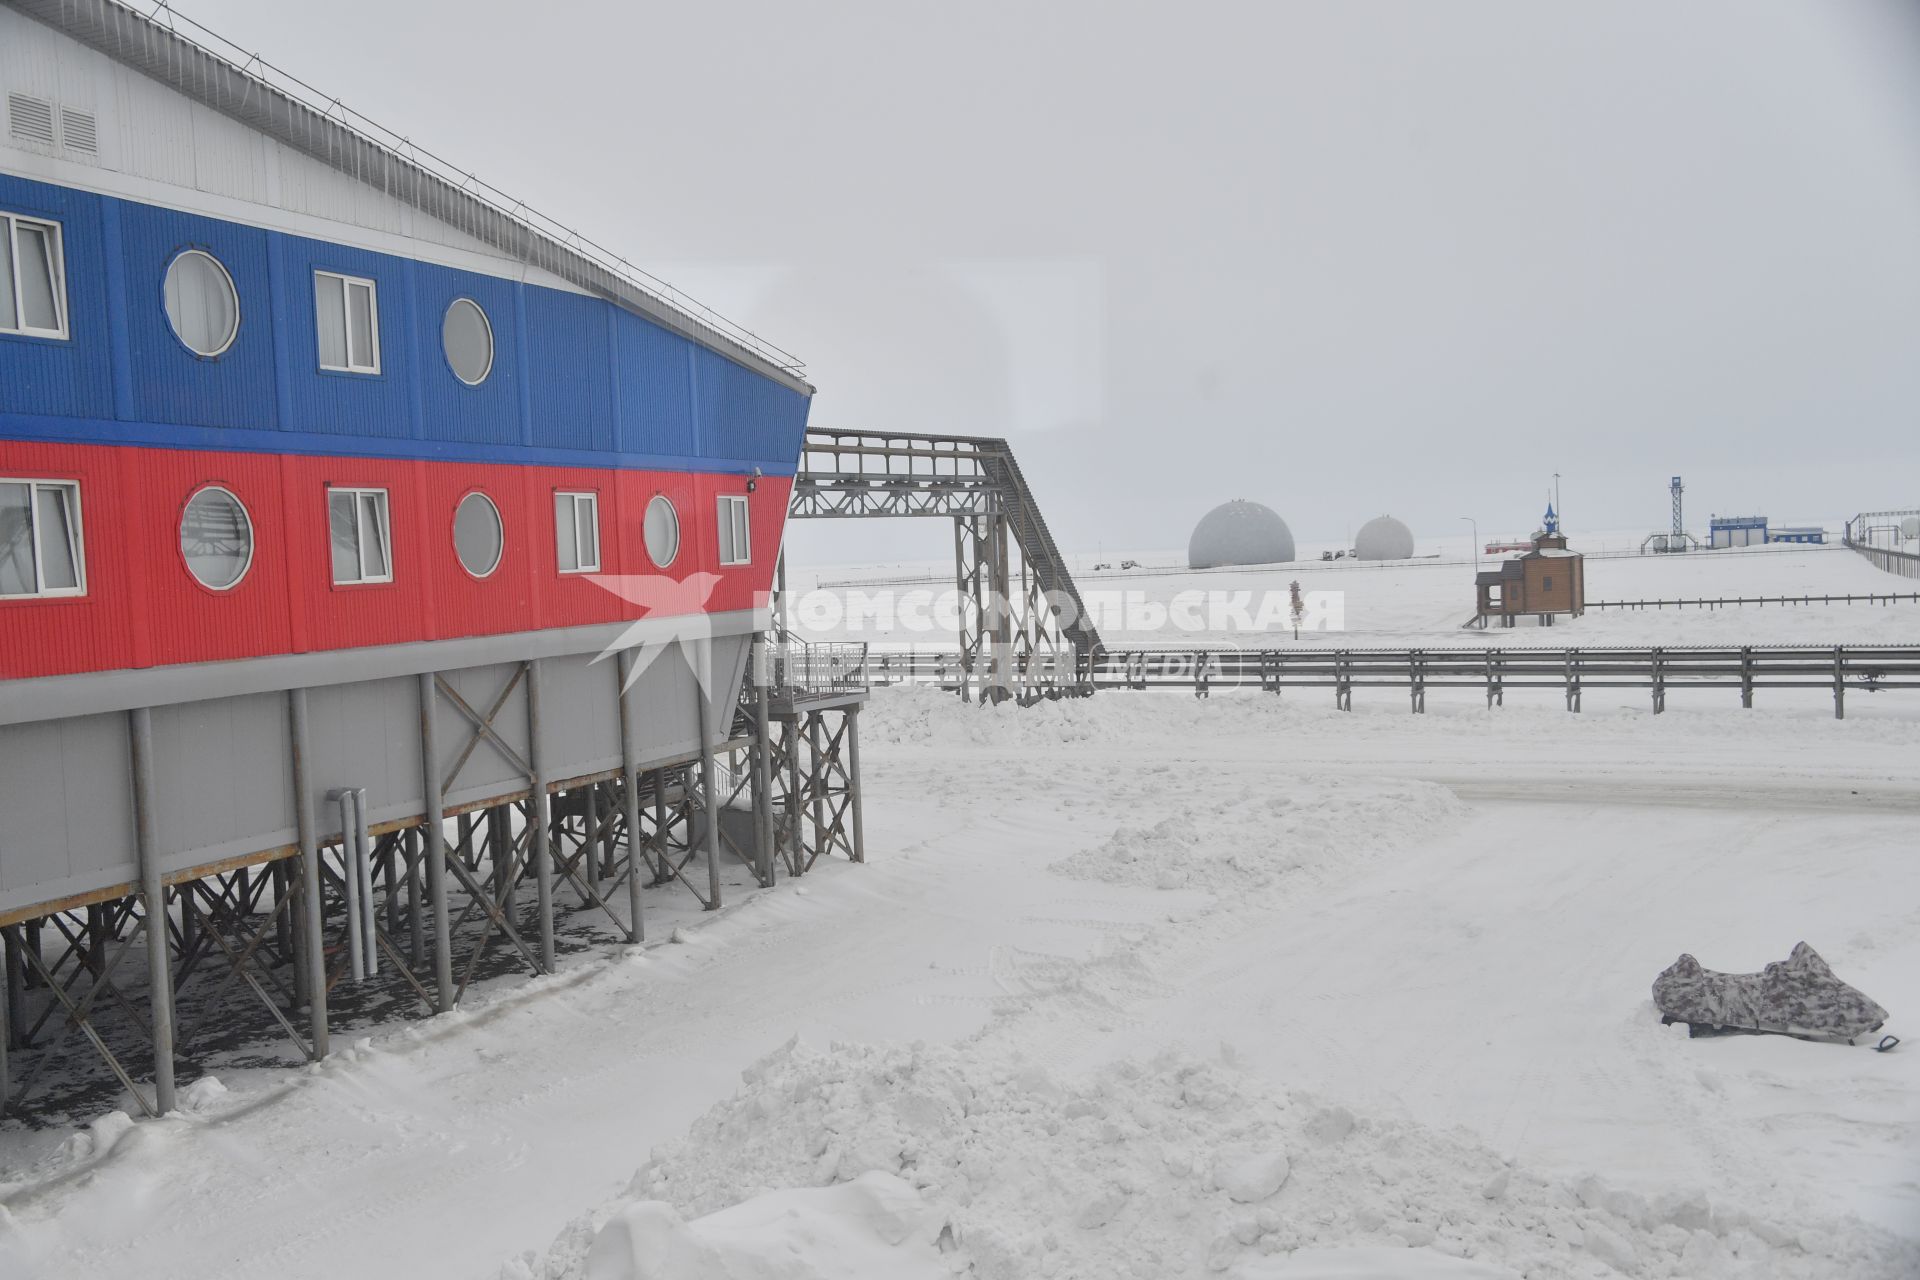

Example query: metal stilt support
[617,650,646,943]
[418,673,457,1011]
[696,647,723,912]
[129,708,176,1115]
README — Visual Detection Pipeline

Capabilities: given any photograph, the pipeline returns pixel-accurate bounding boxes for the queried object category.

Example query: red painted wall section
[0,440,139,675]
[0,442,791,681]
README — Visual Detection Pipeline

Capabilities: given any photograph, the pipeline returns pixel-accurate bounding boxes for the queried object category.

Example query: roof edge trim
[4,0,812,396]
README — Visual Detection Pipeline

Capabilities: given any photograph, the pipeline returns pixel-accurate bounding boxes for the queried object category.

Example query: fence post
[1833,647,1845,720]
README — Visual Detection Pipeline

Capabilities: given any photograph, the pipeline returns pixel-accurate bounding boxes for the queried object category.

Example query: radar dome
[1902,515,1920,541]
[1188,500,1295,569]
[1354,515,1415,561]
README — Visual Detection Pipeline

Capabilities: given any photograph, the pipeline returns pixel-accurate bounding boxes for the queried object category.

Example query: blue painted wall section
[276,233,415,440]
[0,171,810,474]
[0,174,114,421]
[412,260,523,448]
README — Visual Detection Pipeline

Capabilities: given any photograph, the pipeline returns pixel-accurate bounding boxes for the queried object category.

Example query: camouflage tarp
[1653,943,1889,1043]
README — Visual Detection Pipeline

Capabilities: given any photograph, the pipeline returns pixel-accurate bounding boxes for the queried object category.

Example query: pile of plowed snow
[516,1038,1917,1280]
[1050,774,1466,895]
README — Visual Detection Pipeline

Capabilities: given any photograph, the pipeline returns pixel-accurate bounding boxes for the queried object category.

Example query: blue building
[1709,515,1826,548]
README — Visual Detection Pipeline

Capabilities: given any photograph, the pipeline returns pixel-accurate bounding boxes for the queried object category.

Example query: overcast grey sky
[186,0,1920,561]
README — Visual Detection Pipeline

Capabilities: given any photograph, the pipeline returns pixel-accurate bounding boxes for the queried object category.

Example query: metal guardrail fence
[1843,509,1920,582]
[863,644,1920,718]
[1843,510,1920,587]
[1588,593,1919,610]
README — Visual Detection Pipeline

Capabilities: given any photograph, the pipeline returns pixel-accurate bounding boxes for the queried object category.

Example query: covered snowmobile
[1653,943,1891,1045]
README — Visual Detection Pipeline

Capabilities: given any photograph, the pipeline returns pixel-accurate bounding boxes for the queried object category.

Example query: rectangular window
[0,211,68,339]
[0,478,84,598]
[554,491,600,573]
[327,487,392,584]
[717,494,751,566]
[314,270,380,373]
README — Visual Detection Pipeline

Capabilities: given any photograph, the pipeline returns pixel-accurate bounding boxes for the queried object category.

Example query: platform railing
[769,634,871,702]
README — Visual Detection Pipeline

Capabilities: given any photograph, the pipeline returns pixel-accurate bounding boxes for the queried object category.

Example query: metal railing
[797,429,1005,486]
[861,644,1920,717]
[1589,593,1919,610]
[1844,509,1920,581]
[769,634,870,702]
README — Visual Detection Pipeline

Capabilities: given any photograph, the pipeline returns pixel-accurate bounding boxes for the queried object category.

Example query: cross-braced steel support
[1,636,858,1122]
[767,706,866,877]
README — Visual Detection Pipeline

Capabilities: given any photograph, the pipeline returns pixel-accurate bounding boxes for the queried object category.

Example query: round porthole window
[163,249,240,357]
[179,486,253,590]
[454,492,503,578]
[442,298,494,385]
[643,494,680,568]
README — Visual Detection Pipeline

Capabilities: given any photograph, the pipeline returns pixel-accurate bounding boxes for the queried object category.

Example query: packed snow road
[0,688,1914,1278]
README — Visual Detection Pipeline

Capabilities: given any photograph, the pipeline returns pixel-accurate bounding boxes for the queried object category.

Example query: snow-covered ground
[795,533,1920,650]
[2,548,1916,1279]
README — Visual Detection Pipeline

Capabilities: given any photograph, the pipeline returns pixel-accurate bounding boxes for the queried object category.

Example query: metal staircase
[977,446,1102,655]
[789,429,1099,701]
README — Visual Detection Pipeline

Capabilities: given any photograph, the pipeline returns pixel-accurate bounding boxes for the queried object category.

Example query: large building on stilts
[0,0,861,1118]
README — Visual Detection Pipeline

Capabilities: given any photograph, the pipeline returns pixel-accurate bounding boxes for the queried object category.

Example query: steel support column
[526,660,557,969]
[0,936,8,1115]
[617,649,645,943]
[752,644,777,886]
[695,645,723,911]
[846,705,866,865]
[128,707,176,1114]
[417,672,456,1011]
[288,688,329,1058]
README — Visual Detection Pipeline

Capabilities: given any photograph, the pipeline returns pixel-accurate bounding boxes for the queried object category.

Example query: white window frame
[0,211,69,340]
[163,248,240,358]
[717,494,751,566]
[443,297,495,386]
[0,477,85,598]
[453,491,504,580]
[314,269,381,374]
[178,483,255,592]
[554,490,601,574]
[643,493,680,569]
[327,486,393,586]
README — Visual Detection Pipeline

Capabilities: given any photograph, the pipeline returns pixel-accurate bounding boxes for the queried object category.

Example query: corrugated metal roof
[1,0,812,396]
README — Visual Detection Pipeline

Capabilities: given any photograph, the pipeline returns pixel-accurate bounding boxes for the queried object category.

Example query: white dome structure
[1188,500,1295,569]
[1354,515,1415,561]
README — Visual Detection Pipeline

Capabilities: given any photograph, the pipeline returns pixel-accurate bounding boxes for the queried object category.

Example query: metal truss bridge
[787,429,1101,704]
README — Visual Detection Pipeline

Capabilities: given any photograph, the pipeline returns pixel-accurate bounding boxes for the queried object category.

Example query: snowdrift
[518,1038,1919,1280]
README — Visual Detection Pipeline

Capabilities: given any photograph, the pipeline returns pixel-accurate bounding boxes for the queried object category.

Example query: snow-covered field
[796,533,1920,650]
[2,549,1917,1279]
